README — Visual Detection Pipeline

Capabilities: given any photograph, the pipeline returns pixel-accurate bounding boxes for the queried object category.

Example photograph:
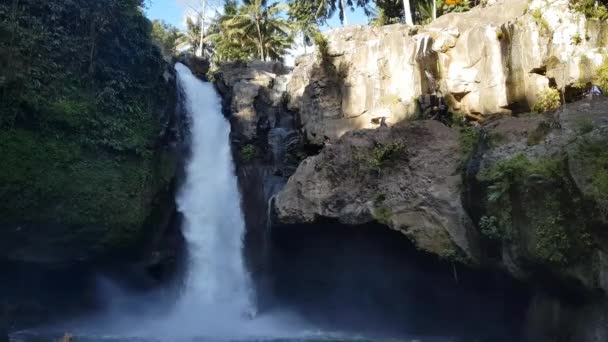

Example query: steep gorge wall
[213,61,308,304]
[285,0,607,144]
[215,1,608,339]
[271,92,608,341]
[0,0,188,327]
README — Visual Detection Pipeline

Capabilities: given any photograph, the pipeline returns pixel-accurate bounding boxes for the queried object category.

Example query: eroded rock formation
[274,120,478,260]
[273,94,608,281]
[214,1,608,339]
[213,61,308,305]
[285,0,607,144]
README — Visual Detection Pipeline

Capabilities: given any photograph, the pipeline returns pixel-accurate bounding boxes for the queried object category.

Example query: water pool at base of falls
[10,331,456,342]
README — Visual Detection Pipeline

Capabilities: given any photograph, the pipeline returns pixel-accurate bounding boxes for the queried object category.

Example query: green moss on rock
[0,128,172,257]
[575,137,608,219]
[240,144,257,162]
[373,206,392,225]
[479,154,593,266]
[459,126,481,165]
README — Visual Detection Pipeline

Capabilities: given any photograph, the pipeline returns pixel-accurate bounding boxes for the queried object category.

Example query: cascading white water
[46,63,304,340]
[171,63,254,331]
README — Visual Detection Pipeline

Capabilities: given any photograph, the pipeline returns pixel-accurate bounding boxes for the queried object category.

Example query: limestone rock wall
[285,0,608,144]
[274,120,478,260]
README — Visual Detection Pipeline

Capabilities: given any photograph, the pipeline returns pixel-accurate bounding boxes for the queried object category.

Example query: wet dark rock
[0,322,8,342]
[213,61,307,308]
[175,53,210,80]
[274,120,477,260]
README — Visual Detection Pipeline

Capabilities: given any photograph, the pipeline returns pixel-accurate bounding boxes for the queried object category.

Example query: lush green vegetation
[576,138,608,220]
[288,0,323,53]
[571,0,608,20]
[478,215,501,240]
[240,144,258,162]
[171,0,476,64]
[458,126,480,165]
[151,19,182,57]
[532,88,562,113]
[369,0,472,26]
[369,142,406,171]
[479,154,594,265]
[0,0,171,254]
[206,0,293,62]
[595,57,608,91]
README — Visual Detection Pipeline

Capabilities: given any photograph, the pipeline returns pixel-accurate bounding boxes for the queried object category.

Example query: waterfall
[171,63,254,332]
[30,64,302,340]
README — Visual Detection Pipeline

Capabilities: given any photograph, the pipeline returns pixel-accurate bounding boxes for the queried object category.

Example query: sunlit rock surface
[274,120,478,260]
[284,0,607,143]
[275,96,608,288]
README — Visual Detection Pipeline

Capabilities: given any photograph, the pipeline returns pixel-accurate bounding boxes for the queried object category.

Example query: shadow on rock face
[0,323,8,342]
[268,220,531,341]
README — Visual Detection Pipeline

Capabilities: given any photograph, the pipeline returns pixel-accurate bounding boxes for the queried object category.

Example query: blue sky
[145,0,186,27]
[144,0,371,30]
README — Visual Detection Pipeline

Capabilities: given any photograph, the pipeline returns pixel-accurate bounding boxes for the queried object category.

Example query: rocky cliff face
[272,95,608,342]
[274,120,477,260]
[214,0,608,339]
[285,0,607,144]
[275,95,608,284]
[213,61,311,304]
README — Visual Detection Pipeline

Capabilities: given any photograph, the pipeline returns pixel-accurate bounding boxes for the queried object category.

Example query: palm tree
[415,0,470,24]
[415,0,435,24]
[290,0,357,26]
[176,16,201,54]
[370,0,403,25]
[339,0,349,24]
[205,0,254,61]
[403,0,414,25]
[179,0,223,57]
[288,1,320,53]
[225,0,292,61]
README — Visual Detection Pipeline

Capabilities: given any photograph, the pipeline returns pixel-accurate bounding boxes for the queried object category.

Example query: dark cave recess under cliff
[267,220,531,341]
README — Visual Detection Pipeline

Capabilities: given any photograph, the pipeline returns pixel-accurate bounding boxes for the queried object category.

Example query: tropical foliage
[288,1,322,53]
[207,0,292,62]
[288,0,373,26]
[571,0,608,20]
[532,88,562,113]
[151,19,182,56]
[415,0,471,24]
[199,0,477,63]
[0,0,171,253]
[205,0,255,61]
[372,0,472,26]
